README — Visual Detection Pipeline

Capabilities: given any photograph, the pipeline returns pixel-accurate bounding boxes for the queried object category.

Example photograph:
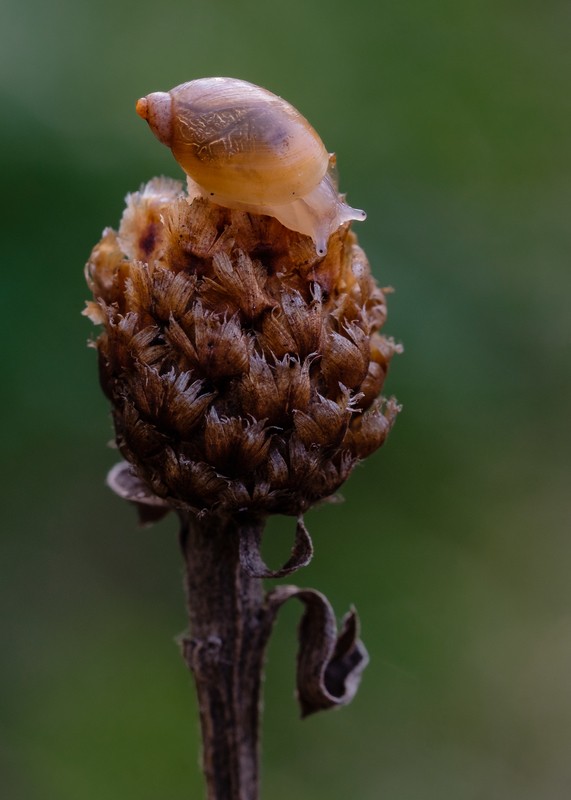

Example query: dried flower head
[84,177,400,520]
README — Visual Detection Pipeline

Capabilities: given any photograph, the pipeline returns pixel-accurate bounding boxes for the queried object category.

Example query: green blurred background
[2,0,570,797]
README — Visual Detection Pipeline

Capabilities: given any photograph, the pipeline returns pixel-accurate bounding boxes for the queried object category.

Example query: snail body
[136,77,365,255]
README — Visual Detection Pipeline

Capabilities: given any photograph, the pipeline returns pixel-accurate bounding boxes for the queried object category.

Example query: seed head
[84,177,400,517]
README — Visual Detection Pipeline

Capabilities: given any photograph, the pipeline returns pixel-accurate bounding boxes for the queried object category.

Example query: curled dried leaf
[239,516,313,578]
[266,584,369,717]
[106,461,171,525]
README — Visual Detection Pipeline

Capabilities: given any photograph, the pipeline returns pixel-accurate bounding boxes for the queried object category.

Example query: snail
[136,77,366,255]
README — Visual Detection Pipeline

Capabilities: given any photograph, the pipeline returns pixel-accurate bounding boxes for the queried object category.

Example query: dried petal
[358,334,403,410]
[344,397,401,458]
[164,196,220,261]
[118,177,182,263]
[152,269,197,321]
[272,355,312,417]
[293,393,351,448]
[280,288,323,357]
[265,447,289,488]
[236,353,280,421]
[258,306,297,356]
[204,409,271,475]
[201,250,274,320]
[82,300,106,325]
[165,316,199,368]
[287,435,323,497]
[85,227,125,297]
[193,304,250,379]
[161,448,227,510]
[165,373,215,437]
[321,329,369,392]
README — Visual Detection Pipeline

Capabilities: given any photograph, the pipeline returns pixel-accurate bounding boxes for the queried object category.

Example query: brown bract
[84,177,400,516]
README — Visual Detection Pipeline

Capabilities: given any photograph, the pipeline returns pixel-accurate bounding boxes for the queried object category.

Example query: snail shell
[136,77,366,255]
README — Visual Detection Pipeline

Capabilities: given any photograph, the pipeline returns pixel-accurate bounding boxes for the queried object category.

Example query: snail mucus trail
[136,77,366,255]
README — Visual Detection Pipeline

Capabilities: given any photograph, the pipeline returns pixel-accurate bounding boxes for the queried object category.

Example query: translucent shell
[136,77,366,255]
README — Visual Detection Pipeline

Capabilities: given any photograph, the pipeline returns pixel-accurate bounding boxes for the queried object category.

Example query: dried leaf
[106,461,171,525]
[239,516,313,578]
[266,584,369,717]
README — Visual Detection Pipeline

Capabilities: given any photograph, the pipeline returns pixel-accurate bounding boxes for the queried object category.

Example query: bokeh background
[2,0,570,798]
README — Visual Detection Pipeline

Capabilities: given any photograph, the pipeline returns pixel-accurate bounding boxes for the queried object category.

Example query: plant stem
[179,512,269,800]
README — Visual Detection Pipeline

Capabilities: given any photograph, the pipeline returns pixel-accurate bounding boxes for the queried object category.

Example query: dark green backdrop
[2,1,570,798]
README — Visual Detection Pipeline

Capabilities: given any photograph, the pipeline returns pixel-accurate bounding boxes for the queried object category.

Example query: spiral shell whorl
[136,91,173,147]
[138,79,328,204]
